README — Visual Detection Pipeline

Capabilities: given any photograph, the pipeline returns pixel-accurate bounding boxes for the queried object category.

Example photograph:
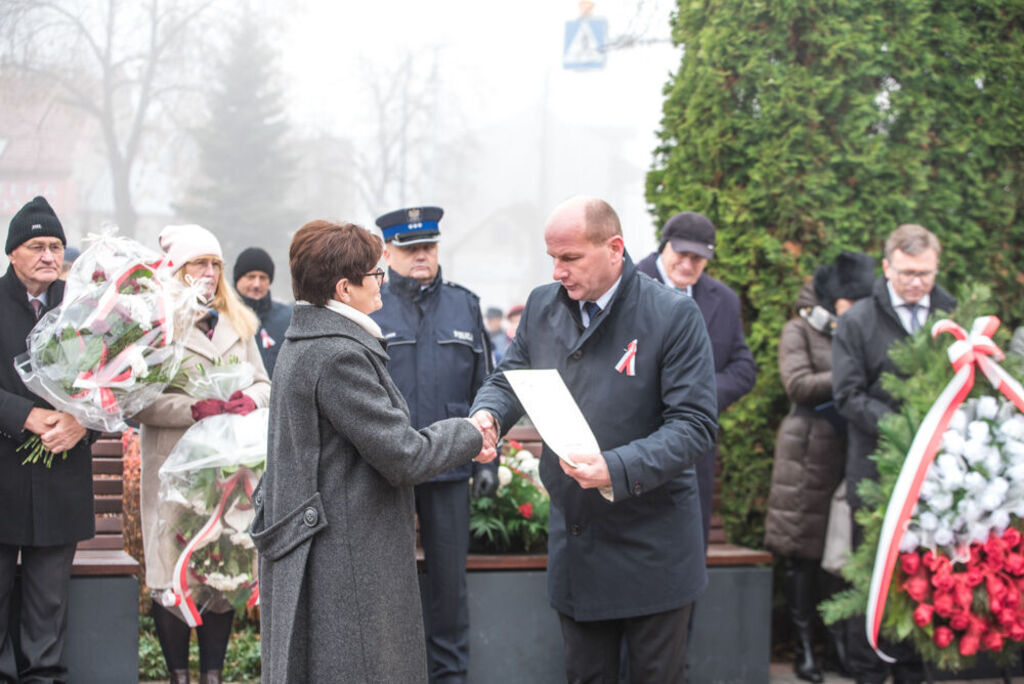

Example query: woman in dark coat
[764,250,874,683]
[251,220,494,683]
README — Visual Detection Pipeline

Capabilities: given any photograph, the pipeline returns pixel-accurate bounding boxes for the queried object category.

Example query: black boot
[821,571,852,676]
[783,557,824,683]
[151,600,192,678]
[196,608,234,675]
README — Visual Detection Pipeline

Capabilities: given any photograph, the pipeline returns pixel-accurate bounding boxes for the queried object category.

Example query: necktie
[30,299,42,320]
[583,301,601,327]
[904,303,922,332]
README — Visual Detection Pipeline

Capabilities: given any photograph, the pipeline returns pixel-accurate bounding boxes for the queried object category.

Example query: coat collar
[2,264,64,317]
[241,291,272,315]
[386,265,442,303]
[557,250,638,345]
[871,276,956,328]
[183,310,244,359]
[286,303,388,359]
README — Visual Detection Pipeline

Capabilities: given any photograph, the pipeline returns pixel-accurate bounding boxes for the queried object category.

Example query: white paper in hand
[503,368,613,501]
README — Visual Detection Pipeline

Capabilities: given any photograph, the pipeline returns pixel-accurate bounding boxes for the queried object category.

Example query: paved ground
[768,661,1011,683]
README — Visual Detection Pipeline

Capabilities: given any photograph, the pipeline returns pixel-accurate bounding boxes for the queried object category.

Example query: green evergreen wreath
[821,283,1024,671]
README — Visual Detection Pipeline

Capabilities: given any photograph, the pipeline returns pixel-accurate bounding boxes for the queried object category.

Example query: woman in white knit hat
[134,224,271,684]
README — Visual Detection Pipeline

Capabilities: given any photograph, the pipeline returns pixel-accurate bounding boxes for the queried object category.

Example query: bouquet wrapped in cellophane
[15,230,203,465]
[156,359,266,626]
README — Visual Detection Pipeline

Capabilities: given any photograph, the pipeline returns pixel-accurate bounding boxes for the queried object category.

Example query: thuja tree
[646,0,1024,548]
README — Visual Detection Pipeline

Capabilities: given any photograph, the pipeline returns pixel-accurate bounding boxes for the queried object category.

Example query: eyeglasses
[363,268,386,286]
[185,258,223,272]
[894,269,937,283]
[23,242,64,256]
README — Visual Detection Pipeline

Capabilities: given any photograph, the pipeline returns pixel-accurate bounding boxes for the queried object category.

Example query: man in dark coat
[635,211,756,547]
[471,196,718,682]
[234,246,292,376]
[0,196,94,682]
[369,206,497,683]
[833,223,956,684]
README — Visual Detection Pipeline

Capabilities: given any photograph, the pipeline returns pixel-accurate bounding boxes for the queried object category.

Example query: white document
[503,368,613,502]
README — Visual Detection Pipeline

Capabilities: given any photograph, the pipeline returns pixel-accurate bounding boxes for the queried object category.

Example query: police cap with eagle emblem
[375,206,443,246]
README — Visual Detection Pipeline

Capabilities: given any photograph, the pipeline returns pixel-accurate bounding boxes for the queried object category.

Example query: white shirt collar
[655,254,693,296]
[579,274,622,325]
[313,299,385,339]
[26,291,47,306]
[886,281,930,333]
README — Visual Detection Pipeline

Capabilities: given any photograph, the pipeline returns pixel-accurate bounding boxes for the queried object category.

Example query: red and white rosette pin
[615,339,638,376]
[259,329,276,349]
[866,316,1024,662]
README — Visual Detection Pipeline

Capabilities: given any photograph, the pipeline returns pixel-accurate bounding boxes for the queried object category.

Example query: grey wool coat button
[254,490,263,507]
[570,350,582,360]
[303,508,319,527]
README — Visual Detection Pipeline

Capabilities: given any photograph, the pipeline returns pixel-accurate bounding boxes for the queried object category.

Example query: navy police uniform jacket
[371,267,494,483]
[471,252,718,621]
[0,266,94,546]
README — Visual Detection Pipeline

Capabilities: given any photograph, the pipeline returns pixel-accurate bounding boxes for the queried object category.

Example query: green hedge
[646,0,1024,548]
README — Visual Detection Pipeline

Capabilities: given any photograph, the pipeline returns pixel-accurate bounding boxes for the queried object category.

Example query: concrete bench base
[441,563,772,683]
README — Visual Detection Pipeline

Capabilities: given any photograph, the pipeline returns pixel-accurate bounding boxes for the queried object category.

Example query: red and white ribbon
[866,316,1024,661]
[615,339,638,376]
[259,329,276,349]
[169,466,259,627]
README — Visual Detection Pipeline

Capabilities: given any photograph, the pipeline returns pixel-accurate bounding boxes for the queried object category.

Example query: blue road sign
[563,16,607,70]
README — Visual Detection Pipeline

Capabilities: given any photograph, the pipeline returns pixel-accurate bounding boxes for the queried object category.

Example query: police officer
[370,206,498,683]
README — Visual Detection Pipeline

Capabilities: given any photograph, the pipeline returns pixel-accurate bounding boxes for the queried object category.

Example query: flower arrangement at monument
[157,359,266,626]
[823,290,1024,671]
[15,231,200,465]
[470,439,550,553]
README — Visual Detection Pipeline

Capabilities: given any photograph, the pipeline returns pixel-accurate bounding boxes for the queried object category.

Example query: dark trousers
[0,543,77,684]
[560,604,692,684]
[695,446,715,551]
[416,480,470,683]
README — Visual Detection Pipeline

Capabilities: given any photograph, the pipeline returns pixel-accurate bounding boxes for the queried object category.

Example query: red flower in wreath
[934,626,954,649]
[518,502,533,519]
[913,603,934,627]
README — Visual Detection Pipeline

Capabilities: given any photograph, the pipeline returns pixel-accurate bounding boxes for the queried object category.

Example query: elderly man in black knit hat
[0,196,95,682]
[234,247,292,376]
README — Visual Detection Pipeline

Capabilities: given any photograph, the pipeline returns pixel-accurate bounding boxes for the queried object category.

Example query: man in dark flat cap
[0,196,94,682]
[369,206,497,683]
[636,211,756,550]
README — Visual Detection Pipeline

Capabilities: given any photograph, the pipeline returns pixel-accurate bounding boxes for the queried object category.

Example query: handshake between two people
[467,410,500,463]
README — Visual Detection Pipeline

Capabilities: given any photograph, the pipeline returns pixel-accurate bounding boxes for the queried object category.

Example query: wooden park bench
[68,433,140,682]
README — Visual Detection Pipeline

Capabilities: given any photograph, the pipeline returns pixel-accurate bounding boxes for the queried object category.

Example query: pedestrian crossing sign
[563,16,607,70]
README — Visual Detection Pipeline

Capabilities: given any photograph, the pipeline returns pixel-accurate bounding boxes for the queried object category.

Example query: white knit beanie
[158,224,223,272]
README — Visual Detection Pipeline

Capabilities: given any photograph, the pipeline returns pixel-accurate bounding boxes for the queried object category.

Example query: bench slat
[71,549,139,576]
[93,496,122,515]
[90,440,123,457]
[92,457,123,475]
[95,517,122,533]
[77,535,126,551]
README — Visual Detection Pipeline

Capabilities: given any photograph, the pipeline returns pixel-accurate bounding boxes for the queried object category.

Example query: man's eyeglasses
[23,242,65,256]
[894,269,937,283]
[363,268,386,286]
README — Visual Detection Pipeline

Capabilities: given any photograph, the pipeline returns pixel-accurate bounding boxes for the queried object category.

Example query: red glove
[224,390,257,416]
[191,398,227,421]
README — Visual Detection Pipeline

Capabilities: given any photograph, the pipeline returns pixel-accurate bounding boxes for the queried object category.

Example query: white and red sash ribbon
[169,466,259,627]
[615,339,638,376]
[259,328,276,349]
[866,316,1024,661]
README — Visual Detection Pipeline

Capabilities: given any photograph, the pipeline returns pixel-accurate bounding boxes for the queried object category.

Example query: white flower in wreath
[998,416,1024,441]
[933,525,955,546]
[497,465,513,487]
[125,347,149,379]
[935,453,965,489]
[941,430,966,456]
[929,490,954,513]
[230,531,256,550]
[948,408,970,434]
[963,471,988,494]
[963,439,987,466]
[967,420,991,445]
[976,395,1000,421]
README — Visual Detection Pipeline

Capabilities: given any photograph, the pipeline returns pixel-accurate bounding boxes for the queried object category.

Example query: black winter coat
[833,277,956,510]
[241,292,292,376]
[471,252,718,621]
[0,266,94,545]
[371,268,494,483]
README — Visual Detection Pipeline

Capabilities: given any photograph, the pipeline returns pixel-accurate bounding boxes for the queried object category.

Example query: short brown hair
[583,198,622,243]
[290,220,383,306]
[885,224,941,260]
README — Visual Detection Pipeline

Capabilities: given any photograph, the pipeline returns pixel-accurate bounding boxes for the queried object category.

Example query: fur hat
[813,250,876,313]
[158,224,223,273]
[6,196,66,254]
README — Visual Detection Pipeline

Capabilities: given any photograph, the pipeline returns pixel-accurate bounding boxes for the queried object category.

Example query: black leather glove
[472,464,499,499]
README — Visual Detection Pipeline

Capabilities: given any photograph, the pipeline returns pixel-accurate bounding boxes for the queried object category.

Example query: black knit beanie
[233,247,275,284]
[6,196,66,254]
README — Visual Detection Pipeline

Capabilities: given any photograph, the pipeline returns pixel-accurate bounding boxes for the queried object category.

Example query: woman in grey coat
[250,220,495,683]
[764,250,874,683]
